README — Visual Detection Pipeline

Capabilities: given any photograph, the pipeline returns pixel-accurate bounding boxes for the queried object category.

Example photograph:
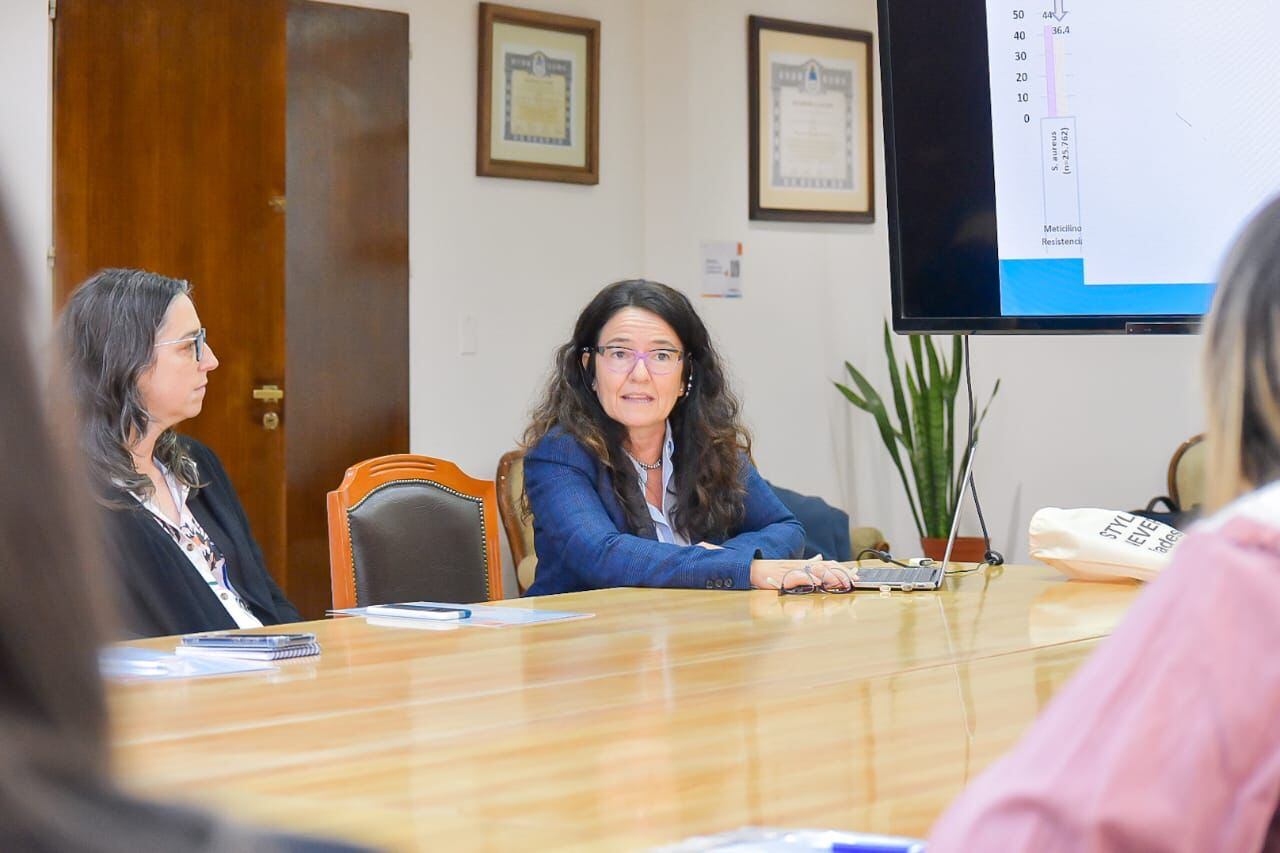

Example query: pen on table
[830,840,925,853]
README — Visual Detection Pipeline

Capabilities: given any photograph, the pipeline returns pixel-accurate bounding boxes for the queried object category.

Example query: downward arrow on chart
[1052,0,1069,21]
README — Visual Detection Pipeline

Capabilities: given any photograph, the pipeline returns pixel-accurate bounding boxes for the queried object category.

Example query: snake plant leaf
[837,367,898,453]
[909,334,927,396]
[833,382,871,412]
[839,362,902,443]
[975,379,1001,436]
[907,335,943,531]
[841,360,922,530]
[924,339,950,536]
[835,365,924,535]
[909,381,938,534]
[950,379,1003,509]
[947,335,963,395]
[883,322,913,453]
[836,326,996,542]
[943,336,962,501]
[902,363,933,535]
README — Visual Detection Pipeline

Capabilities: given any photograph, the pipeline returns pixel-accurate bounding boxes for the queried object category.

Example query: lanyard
[147,501,240,599]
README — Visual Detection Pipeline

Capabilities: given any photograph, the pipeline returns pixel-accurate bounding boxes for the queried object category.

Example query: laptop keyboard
[852,567,942,586]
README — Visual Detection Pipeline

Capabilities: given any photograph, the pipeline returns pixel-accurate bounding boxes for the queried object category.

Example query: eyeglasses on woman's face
[587,345,685,376]
[154,327,207,362]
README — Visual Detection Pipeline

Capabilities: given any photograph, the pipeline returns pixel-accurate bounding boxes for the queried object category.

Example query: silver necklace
[628,452,662,471]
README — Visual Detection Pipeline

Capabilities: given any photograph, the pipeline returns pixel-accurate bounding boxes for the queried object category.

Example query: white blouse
[132,462,263,629]
[626,421,690,547]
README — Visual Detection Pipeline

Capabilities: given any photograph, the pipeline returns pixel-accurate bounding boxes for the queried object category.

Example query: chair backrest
[495,449,538,593]
[767,481,853,561]
[327,454,503,610]
[1169,433,1206,512]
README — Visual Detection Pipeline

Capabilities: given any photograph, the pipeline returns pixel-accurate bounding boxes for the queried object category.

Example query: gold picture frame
[477,3,600,184]
[749,16,875,222]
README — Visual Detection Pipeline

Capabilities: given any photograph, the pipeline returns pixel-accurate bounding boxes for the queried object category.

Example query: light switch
[459,314,478,355]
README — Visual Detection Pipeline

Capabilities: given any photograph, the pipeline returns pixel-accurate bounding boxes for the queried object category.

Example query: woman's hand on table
[748,556,858,591]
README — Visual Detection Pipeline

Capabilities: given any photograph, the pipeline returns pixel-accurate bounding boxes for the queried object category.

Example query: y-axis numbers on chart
[1011,9,1031,123]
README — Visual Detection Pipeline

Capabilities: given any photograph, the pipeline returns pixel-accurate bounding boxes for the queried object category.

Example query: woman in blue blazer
[522,279,849,595]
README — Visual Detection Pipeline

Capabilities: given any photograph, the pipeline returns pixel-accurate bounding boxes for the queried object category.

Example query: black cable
[962,336,1004,566]
[855,546,985,576]
[854,548,909,568]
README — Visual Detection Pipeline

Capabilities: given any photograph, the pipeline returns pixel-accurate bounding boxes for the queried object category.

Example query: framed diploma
[748,16,875,223]
[477,3,600,184]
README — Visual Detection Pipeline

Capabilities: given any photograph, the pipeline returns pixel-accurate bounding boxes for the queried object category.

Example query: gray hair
[59,268,199,502]
[1203,196,1280,510]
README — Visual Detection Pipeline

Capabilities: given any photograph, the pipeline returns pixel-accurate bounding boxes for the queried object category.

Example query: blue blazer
[523,429,804,596]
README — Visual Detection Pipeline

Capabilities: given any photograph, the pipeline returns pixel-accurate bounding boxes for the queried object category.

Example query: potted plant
[835,322,999,562]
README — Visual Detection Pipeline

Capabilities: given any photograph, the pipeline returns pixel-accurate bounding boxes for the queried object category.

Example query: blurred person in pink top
[928,198,1280,852]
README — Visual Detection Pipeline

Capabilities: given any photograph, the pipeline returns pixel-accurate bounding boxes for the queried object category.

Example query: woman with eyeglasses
[60,268,300,638]
[521,279,849,595]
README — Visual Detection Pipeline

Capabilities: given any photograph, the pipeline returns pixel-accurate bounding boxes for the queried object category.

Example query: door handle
[252,384,284,403]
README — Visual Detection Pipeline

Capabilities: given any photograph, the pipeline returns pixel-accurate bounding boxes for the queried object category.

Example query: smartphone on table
[180,632,317,649]
[365,603,472,620]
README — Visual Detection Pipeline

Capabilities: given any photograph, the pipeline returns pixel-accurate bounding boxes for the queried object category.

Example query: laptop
[850,564,945,591]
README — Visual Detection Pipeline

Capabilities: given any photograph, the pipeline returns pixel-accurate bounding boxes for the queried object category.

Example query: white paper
[701,241,743,298]
[331,601,594,629]
[101,646,276,681]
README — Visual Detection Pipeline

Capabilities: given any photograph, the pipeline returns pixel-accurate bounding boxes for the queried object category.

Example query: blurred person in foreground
[928,198,1280,850]
[0,200,361,850]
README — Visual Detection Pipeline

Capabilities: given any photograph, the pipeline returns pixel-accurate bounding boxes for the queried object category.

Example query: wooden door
[54,0,410,619]
[53,0,290,593]
[283,1,410,618]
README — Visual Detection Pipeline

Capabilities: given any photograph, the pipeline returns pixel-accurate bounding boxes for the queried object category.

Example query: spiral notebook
[174,642,321,661]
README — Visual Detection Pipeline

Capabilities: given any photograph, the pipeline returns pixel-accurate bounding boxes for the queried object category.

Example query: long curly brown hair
[523,279,752,541]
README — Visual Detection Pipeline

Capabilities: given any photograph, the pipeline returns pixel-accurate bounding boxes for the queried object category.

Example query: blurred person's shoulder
[1193,480,1280,557]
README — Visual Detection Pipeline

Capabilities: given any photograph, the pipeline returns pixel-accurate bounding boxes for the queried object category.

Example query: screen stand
[940,432,980,573]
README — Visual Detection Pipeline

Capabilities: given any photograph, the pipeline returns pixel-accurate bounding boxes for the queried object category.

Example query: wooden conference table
[109,564,1144,850]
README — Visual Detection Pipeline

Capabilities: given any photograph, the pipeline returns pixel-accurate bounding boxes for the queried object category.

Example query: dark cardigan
[100,437,301,639]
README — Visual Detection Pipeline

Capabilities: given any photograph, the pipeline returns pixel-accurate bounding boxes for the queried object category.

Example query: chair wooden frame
[1167,433,1205,511]
[327,454,503,610]
[495,450,531,566]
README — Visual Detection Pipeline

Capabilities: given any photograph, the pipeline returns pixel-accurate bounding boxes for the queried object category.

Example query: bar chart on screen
[985,1,1280,315]
[1036,17,1079,255]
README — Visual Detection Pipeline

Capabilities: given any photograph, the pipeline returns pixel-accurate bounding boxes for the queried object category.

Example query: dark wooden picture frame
[748,16,875,223]
[477,3,600,184]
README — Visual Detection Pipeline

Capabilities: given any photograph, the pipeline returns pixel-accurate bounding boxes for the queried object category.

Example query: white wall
[405,0,646,590]
[2,0,1206,582]
[639,0,1204,562]
[342,0,646,478]
[0,0,52,325]
[641,0,893,529]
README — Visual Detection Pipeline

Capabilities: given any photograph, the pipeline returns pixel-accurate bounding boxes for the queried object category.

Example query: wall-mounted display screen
[879,0,1280,332]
